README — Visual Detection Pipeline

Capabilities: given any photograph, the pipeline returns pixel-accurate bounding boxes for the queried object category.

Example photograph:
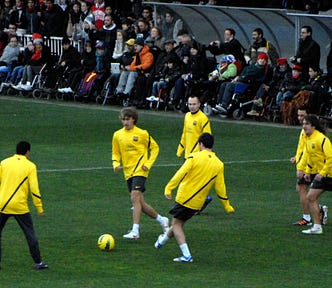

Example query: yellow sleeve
[111,132,121,171]
[144,135,159,170]
[320,137,332,176]
[214,166,234,214]
[29,165,44,214]
[177,119,186,158]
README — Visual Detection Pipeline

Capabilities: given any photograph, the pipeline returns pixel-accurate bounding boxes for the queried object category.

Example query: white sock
[313,224,322,230]
[160,234,170,245]
[132,224,139,234]
[179,243,191,258]
[303,214,311,221]
[156,214,164,224]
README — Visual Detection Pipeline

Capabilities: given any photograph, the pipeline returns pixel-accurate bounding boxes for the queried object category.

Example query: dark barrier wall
[146,2,332,71]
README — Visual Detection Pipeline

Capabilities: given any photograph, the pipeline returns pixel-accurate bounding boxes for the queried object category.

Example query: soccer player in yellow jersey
[177,95,213,213]
[112,107,169,239]
[0,141,48,270]
[177,96,212,159]
[291,107,328,226]
[298,115,332,235]
[154,133,234,262]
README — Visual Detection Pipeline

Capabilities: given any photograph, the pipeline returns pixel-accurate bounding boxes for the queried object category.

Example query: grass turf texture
[0,97,331,287]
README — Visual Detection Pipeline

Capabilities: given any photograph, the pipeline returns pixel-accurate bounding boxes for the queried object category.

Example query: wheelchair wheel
[203,104,213,116]
[32,89,43,99]
[20,90,31,98]
[233,108,245,120]
[55,92,64,101]
[122,97,130,107]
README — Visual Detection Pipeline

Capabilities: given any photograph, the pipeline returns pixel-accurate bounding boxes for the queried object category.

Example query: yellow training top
[177,110,212,159]
[0,154,43,214]
[112,125,159,180]
[165,149,234,213]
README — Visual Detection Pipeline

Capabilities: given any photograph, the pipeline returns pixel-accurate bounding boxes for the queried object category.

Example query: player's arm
[143,135,159,171]
[214,167,234,214]
[111,134,122,172]
[176,120,186,158]
[29,166,44,214]
[319,137,332,177]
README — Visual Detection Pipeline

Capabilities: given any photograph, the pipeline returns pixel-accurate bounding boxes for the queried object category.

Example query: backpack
[78,72,100,97]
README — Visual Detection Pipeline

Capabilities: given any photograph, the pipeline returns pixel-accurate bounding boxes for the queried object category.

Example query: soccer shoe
[321,205,328,225]
[35,262,49,270]
[247,110,259,116]
[146,96,157,101]
[173,255,193,263]
[215,104,227,114]
[161,217,169,233]
[123,231,139,239]
[302,227,323,235]
[154,234,166,249]
[293,218,312,226]
[195,196,213,215]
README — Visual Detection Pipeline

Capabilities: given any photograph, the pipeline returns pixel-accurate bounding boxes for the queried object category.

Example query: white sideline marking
[38,159,289,173]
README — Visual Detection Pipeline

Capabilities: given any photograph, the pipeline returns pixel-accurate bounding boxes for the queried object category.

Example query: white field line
[38,159,289,173]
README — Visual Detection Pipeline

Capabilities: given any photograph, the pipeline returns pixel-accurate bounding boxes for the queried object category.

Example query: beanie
[277,57,287,66]
[32,33,43,44]
[257,52,268,61]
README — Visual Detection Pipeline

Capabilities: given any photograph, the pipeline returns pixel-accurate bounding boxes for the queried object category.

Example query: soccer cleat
[123,230,139,239]
[302,227,323,235]
[161,217,169,233]
[321,205,328,225]
[35,262,49,270]
[293,218,312,226]
[195,196,213,215]
[154,234,165,249]
[173,255,193,263]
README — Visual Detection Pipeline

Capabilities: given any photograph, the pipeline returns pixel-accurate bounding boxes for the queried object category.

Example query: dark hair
[225,28,235,36]
[304,114,326,135]
[62,37,71,45]
[298,105,310,114]
[16,141,31,155]
[253,27,263,36]
[198,133,214,149]
[119,107,138,124]
[302,25,312,35]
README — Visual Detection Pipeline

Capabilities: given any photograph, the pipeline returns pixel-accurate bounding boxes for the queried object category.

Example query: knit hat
[292,64,302,71]
[134,37,145,46]
[257,52,268,61]
[95,40,105,49]
[277,57,287,66]
[125,38,135,46]
[32,33,43,44]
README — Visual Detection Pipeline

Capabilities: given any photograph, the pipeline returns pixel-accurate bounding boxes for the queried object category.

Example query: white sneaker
[146,96,157,101]
[123,230,139,239]
[302,227,323,235]
[63,87,73,93]
[12,83,23,90]
[322,205,328,225]
[161,217,169,233]
[154,234,166,249]
[57,88,66,92]
[21,84,32,91]
[173,255,193,262]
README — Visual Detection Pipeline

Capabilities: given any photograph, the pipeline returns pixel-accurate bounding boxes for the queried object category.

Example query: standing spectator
[246,27,279,67]
[160,11,183,42]
[154,133,234,262]
[0,141,48,270]
[66,1,82,38]
[26,0,40,34]
[112,107,169,239]
[207,28,246,66]
[112,29,127,61]
[99,14,117,57]
[141,5,154,27]
[40,0,65,37]
[9,0,28,34]
[299,115,332,235]
[90,0,105,31]
[0,0,13,30]
[289,25,320,79]
[121,18,136,40]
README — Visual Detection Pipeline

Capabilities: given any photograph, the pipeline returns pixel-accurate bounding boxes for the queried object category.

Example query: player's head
[188,95,201,113]
[119,107,138,126]
[303,114,325,135]
[198,133,214,149]
[297,105,309,124]
[16,141,31,155]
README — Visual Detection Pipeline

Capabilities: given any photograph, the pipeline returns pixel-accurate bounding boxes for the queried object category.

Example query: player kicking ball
[154,133,234,262]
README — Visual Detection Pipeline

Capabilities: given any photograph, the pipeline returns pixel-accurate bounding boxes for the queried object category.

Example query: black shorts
[311,177,332,191]
[297,174,316,185]
[169,202,199,222]
[127,176,146,193]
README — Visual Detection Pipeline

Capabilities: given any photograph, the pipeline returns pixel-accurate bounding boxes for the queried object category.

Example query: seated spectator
[13,33,52,90]
[121,18,136,40]
[214,52,270,115]
[115,37,154,106]
[145,26,165,51]
[0,35,20,80]
[146,55,181,102]
[247,57,292,116]
[276,64,306,108]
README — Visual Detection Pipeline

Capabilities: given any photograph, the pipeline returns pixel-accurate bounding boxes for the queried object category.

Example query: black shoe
[195,196,213,215]
[35,262,49,270]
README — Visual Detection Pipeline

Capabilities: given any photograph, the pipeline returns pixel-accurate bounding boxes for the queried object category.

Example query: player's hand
[304,173,311,182]
[290,156,296,164]
[296,170,304,179]
[38,212,45,216]
[142,165,149,171]
[314,174,323,181]
[114,166,122,173]
[165,194,172,200]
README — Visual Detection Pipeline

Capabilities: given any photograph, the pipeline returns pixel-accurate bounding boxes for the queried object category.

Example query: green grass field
[0,96,331,287]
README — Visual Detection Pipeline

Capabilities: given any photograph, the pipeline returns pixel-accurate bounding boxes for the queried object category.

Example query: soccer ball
[97,234,115,251]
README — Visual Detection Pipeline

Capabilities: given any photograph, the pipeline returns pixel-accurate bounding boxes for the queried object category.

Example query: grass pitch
[0,96,331,287]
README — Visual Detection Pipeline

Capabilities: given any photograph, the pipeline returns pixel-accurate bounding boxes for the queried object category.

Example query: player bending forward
[154,133,234,262]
